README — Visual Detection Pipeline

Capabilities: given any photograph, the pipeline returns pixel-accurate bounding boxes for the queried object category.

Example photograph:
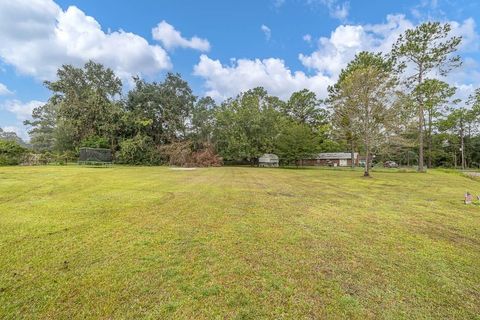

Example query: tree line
[1,21,479,174]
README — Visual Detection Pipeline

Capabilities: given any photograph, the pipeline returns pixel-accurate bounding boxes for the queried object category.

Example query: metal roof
[315,152,358,160]
[259,153,279,162]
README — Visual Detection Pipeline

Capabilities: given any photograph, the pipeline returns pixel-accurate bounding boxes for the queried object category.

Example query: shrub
[191,144,222,167]
[117,135,160,165]
[61,150,78,164]
[38,152,54,165]
[160,141,222,167]
[159,141,193,167]
[55,152,72,165]
[0,140,27,165]
[22,153,42,166]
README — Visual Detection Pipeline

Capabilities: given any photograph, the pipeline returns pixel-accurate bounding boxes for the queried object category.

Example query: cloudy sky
[1,0,479,140]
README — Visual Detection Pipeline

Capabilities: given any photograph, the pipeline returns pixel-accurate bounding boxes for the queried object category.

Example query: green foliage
[283,89,326,128]
[328,52,399,175]
[117,135,160,165]
[191,96,217,146]
[329,60,399,176]
[415,79,457,167]
[58,150,78,165]
[24,102,57,152]
[125,73,195,144]
[275,122,320,165]
[17,51,480,169]
[0,128,26,146]
[416,79,457,112]
[214,87,283,162]
[38,152,55,165]
[392,22,462,171]
[328,52,394,159]
[80,135,110,149]
[392,22,462,79]
[0,140,27,165]
[335,51,393,87]
[44,60,123,150]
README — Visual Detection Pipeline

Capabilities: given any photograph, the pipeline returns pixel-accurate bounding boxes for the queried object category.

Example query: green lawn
[1,166,479,319]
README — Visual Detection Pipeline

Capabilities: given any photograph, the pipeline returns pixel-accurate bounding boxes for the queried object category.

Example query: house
[258,153,279,167]
[302,152,359,167]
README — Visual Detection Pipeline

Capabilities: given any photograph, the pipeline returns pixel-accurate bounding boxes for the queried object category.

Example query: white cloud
[303,34,312,43]
[299,14,417,76]
[1,126,28,140]
[0,0,171,80]
[0,83,12,95]
[446,57,480,105]
[261,25,272,41]
[152,20,210,51]
[450,18,479,52]
[2,99,45,121]
[274,0,349,20]
[298,14,480,102]
[194,14,480,104]
[307,0,350,21]
[193,54,333,101]
[411,0,444,20]
[329,1,349,20]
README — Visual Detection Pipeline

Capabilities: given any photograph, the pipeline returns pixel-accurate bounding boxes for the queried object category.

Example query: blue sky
[1,0,480,140]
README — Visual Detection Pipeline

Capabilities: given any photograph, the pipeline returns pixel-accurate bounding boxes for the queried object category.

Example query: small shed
[78,147,112,165]
[258,153,279,167]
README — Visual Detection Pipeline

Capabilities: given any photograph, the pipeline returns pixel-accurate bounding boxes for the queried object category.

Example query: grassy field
[1,166,479,319]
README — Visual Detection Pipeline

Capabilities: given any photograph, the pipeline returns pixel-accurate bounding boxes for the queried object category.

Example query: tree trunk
[461,122,465,170]
[466,122,471,168]
[427,110,432,168]
[364,144,370,177]
[364,93,371,177]
[350,140,355,169]
[418,67,425,172]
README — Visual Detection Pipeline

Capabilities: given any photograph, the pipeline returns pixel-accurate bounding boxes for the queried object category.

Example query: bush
[22,153,42,166]
[160,141,222,167]
[60,150,78,164]
[117,135,160,165]
[55,152,75,165]
[117,137,222,166]
[38,152,54,165]
[0,140,27,165]
[191,144,223,167]
[159,141,192,167]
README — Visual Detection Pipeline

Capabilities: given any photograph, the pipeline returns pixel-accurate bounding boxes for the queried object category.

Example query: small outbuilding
[258,153,279,167]
[303,152,359,167]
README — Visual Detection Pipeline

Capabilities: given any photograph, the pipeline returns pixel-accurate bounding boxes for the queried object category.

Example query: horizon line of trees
[1,21,480,175]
